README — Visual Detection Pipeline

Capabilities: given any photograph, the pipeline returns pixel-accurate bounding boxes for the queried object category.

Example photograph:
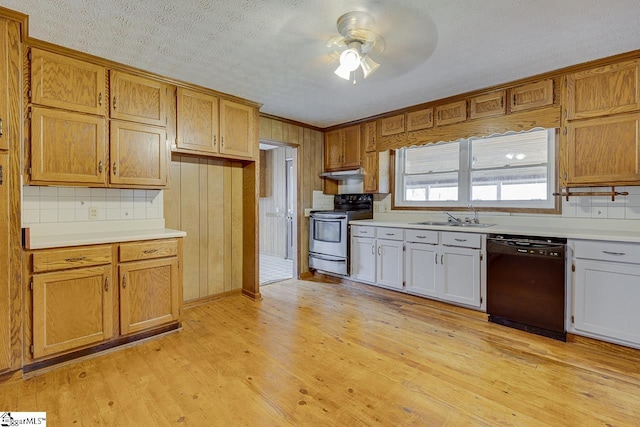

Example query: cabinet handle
[385,233,394,236]
[105,276,110,292]
[0,165,3,185]
[563,109,567,118]
[441,254,444,264]
[65,256,86,262]
[214,135,217,145]
[113,96,117,110]
[122,273,127,288]
[360,230,368,234]
[378,246,381,256]
[98,160,103,174]
[221,136,224,146]
[500,96,504,108]
[98,93,102,106]
[454,238,467,242]
[602,251,626,256]
[512,93,516,106]
[416,235,426,239]
[113,162,117,175]
[563,127,567,136]
[0,118,3,137]
[143,248,159,254]
[371,244,375,255]
[435,253,438,264]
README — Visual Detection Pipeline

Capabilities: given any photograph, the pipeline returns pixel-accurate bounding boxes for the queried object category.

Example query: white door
[405,242,438,297]
[351,236,376,284]
[574,259,640,345]
[440,246,481,307]
[376,239,404,290]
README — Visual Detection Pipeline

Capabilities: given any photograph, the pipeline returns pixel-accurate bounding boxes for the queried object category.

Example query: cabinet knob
[113,162,117,176]
[98,161,103,174]
[98,93,103,106]
[113,96,117,110]
[105,276,110,292]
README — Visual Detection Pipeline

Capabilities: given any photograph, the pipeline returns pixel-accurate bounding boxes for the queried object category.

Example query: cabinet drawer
[441,232,481,249]
[351,225,375,238]
[572,239,640,263]
[376,227,404,241]
[119,239,178,262]
[405,229,438,244]
[33,245,112,273]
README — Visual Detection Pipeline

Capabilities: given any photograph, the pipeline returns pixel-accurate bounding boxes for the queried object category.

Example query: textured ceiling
[3,0,640,128]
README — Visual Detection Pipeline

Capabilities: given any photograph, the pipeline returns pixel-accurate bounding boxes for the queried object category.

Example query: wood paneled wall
[259,147,288,258]
[259,116,324,276]
[164,154,244,302]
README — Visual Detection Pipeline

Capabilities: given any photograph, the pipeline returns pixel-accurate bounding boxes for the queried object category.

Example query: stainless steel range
[309,194,373,277]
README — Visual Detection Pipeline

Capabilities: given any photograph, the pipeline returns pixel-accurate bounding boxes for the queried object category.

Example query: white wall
[22,186,163,226]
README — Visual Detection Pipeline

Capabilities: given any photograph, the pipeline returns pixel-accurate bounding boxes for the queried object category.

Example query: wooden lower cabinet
[32,265,113,359]
[27,238,182,364]
[119,257,180,335]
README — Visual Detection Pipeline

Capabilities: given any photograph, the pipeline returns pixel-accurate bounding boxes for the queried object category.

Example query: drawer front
[572,239,640,263]
[441,232,481,249]
[119,239,179,262]
[33,245,112,273]
[351,225,376,238]
[376,227,404,241]
[405,229,438,244]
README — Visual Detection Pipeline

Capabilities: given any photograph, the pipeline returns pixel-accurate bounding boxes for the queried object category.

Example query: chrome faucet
[467,204,479,224]
[446,212,461,223]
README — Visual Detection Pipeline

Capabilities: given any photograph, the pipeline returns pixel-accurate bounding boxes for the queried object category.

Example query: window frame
[393,128,559,213]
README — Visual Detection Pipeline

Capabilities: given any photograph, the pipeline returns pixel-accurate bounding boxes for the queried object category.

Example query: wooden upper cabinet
[176,88,219,154]
[110,71,166,126]
[436,100,467,126]
[363,151,378,193]
[407,108,433,132]
[566,112,640,185]
[380,114,405,136]
[219,99,255,159]
[363,121,377,152]
[566,60,640,120]
[30,48,106,116]
[324,129,343,171]
[470,91,506,119]
[30,107,107,185]
[342,125,361,168]
[110,121,168,188]
[32,264,113,358]
[511,79,554,112]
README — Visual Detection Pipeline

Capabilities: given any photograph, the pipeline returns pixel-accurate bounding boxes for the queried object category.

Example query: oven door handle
[310,254,346,263]
[311,214,347,220]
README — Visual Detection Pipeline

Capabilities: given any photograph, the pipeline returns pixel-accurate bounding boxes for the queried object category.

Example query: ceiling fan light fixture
[334,64,352,80]
[360,55,380,79]
[339,46,361,72]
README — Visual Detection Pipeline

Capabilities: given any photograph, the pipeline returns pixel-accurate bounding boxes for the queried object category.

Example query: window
[395,128,556,210]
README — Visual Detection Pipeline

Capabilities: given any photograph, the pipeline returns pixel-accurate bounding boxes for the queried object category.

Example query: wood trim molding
[260,113,323,133]
[183,289,242,309]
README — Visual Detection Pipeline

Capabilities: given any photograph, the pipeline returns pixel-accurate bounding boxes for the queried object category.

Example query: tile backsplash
[22,186,163,225]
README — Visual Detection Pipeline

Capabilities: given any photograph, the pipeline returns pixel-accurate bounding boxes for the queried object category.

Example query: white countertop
[349,219,640,243]
[26,219,187,250]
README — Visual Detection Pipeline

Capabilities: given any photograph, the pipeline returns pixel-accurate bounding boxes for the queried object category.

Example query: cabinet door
[219,99,255,158]
[30,107,107,185]
[342,125,361,169]
[566,112,640,185]
[406,108,433,132]
[380,114,405,136]
[363,151,378,193]
[0,153,9,371]
[574,259,640,345]
[405,242,438,298]
[176,88,219,154]
[470,90,506,119]
[363,121,376,152]
[511,79,554,112]
[0,19,8,151]
[436,100,467,126]
[376,239,404,290]
[110,121,168,187]
[324,129,343,171]
[566,59,640,120]
[30,48,106,116]
[120,258,179,335]
[110,71,166,126]
[32,265,113,358]
[440,246,481,307]
[351,236,376,284]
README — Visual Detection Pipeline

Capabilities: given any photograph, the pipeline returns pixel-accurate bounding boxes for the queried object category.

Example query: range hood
[319,168,364,180]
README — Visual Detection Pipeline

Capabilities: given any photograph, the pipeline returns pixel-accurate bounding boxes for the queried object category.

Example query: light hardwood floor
[1,279,640,425]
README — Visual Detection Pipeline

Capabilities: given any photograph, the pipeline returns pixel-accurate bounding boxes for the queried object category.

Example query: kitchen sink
[411,221,495,228]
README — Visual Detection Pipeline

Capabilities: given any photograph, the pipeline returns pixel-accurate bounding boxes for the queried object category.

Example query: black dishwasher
[487,234,567,341]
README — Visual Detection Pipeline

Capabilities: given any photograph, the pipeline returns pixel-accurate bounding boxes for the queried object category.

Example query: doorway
[259,142,298,285]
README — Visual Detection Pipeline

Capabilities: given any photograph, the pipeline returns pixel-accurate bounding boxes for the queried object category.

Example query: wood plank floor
[2,279,640,426]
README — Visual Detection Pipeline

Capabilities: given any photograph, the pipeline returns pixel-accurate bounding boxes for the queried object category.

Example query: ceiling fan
[328,11,385,83]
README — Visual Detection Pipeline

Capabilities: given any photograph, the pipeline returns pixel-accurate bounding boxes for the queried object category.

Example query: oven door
[309,213,348,258]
